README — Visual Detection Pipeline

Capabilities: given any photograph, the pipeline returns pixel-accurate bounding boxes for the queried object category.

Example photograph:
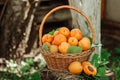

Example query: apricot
[83,64,97,76]
[58,42,70,54]
[52,34,67,46]
[59,27,70,37]
[42,34,53,43]
[68,37,78,46]
[70,29,82,40]
[68,61,83,74]
[82,61,91,67]
[53,30,59,37]
[50,45,58,53]
[78,37,91,50]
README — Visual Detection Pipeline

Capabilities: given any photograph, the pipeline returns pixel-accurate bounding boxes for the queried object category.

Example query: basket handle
[39,5,95,46]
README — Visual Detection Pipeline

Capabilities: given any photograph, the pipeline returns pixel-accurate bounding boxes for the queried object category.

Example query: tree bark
[0,0,40,59]
[68,0,101,57]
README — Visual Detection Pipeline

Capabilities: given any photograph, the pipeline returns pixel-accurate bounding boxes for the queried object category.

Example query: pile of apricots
[42,27,91,54]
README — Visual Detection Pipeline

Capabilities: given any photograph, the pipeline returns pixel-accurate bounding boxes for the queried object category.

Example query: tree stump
[41,68,82,80]
[41,68,116,80]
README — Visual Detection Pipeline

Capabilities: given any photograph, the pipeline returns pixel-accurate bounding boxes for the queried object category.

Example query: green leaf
[26,58,34,65]
[90,54,100,68]
[97,66,107,76]
[42,43,50,51]
[31,71,40,80]
[101,48,110,61]
[49,29,55,35]
[48,28,60,35]
[20,61,31,74]
[67,46,82,54]
[56,28,60,31]
[115,47,120,54]
[100,60,109,66]
[113,66,120,80]
[112,57,120,62]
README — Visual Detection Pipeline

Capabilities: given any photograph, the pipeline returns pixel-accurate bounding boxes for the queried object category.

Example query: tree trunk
[0,0,40,59]
[68,0,101,57]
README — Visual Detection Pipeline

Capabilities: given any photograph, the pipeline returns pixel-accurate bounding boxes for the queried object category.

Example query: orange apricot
[42,34,53,43]
[53,30,59,37]
[58,42,70,54]
[78,37,91,50]
[83,64,97,76]
[68,37,78,46]
[50,45,58,53]
[59,27,70,37]
[68,61,83,74]
[82,61,92,67]
[52,34,67,46]
[70,29,82,40]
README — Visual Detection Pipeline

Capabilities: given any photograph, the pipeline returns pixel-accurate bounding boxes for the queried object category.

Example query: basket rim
[40,46,95,58]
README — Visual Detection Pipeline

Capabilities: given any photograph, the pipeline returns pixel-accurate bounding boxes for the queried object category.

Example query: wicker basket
[39,5,95,72]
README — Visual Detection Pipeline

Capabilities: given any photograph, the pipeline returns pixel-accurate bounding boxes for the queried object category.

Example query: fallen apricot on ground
[82,61,92,67]
[82,63,97,76]
[68,61,83,74]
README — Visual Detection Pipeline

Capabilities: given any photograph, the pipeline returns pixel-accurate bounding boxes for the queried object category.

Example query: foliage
[48,28,60,35]
[111,62,120,80]
[67,46,82,53]
[101,48,111,61]
[78,73,109,80]
[0,54,46,80]
[43,43,50,51]
[115,47,120,54]
[78,47,112,80]
[100,47,120,80]
[49,29,55,35]
[99,47,120,80]
[0,71,40,80]
[111,47,120,80]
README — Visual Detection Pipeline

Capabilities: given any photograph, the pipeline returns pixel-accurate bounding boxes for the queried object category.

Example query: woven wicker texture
[39,5,95,72]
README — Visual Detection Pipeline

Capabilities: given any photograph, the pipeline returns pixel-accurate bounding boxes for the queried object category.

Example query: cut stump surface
[41,68,116,80]
[41,68,83,80]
